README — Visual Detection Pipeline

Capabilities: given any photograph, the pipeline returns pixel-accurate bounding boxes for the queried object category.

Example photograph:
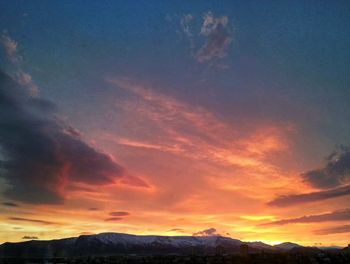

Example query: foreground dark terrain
[1,251,350,264]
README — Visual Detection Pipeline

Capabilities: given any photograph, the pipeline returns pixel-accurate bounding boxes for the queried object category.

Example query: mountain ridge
[0,232,310,258]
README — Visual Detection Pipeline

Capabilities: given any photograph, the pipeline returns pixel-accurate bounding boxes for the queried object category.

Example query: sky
[0,0,350,247]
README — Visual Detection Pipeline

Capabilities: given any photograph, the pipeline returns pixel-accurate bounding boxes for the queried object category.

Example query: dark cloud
[168,228,185,232]
[104,217,123,221]
[109,211,130,217]
[195,12,232,63]
[261,209,350,226]
[193,228,220,237]
[22,236,38,240]
[301,145,350,189]
[315,225,350,235]
[88,207,100,211]
[9,217,56,225]
[268,185,350,207]
[2,202,19,207]
[0,70,145,204]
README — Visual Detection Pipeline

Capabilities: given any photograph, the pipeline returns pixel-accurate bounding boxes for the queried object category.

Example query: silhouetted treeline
[1,251,350,264]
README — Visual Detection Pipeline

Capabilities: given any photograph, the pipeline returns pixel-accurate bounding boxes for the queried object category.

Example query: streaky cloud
[268,185,350,207]
[315,225,350,235]
[22,236,39,240]
[168,228,185,232]
[109,211,130,217]
[105,217,123,221]
[9,217,56,225]
[261,209,350,226]
[2,202,19,207]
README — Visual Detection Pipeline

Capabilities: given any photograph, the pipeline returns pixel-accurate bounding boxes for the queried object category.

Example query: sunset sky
[0,1,350,247]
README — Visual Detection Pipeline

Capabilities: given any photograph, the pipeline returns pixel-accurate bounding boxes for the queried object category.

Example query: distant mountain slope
[0,232,306,258]
[274,242,301,250]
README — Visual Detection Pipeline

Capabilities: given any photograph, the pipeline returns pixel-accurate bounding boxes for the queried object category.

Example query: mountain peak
[274,242,302,250]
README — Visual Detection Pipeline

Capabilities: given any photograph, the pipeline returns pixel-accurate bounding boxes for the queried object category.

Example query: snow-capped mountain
[0,232,300,258]
[79,232,241,248]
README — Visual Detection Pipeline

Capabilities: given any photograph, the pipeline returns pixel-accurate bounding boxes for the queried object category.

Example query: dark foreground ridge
[0,232,350,263]
[1,252,350,264]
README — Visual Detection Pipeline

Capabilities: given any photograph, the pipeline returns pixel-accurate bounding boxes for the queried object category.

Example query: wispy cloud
[105,217,123,221]
[196,12,232,63]
[0,33,38,96]
[180,14,194,49]
[9,217,56,225]
[179,12,232,65]
[107,77,291,175]
[109,211,130,217]
[261,209,350,226]
[0,34,21,63]
[268,185,350,207]
[102,76,299,213]
[114,137,181,153]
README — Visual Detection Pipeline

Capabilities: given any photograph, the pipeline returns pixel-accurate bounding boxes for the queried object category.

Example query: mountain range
[0,232,319,258]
